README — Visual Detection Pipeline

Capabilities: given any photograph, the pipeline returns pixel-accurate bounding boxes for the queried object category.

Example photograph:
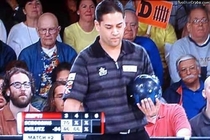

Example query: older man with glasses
[0,67,39,135]
[164,54,206,119]
[18,13,77,110]
[169,7,210,84]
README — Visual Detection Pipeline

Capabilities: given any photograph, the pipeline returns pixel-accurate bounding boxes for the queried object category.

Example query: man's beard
[10,93,32,108]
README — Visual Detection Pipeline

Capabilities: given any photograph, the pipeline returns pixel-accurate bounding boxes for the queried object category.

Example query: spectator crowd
[0,0,210,139]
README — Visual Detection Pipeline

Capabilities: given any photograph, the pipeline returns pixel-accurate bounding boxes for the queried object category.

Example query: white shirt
[7,22,62,57]
[0,20,7,43]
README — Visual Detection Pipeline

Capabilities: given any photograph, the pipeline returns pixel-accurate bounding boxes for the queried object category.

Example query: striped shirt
[66,36,154,133]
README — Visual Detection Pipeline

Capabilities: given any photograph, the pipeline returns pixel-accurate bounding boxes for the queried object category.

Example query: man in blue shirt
[123,3,163,85]
[164,54,206,119]
[19,13,77,110]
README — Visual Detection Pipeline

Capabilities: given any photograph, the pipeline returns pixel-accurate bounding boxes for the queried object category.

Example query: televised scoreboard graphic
[17,112,105,140]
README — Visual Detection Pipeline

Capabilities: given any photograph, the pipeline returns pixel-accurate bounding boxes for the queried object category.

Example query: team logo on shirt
[98,67,107,76]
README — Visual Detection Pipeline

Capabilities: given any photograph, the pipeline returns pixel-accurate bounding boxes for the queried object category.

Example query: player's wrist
[146,114,157,123]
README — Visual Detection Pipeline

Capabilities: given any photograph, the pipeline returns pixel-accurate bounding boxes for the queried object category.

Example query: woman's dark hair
[43,81,66,112]
[5,60,29,72]
[51,62,71,83]
[95,0,124,22]
[76,0,97,11]
[0,75,4,80]
[19,0,42,8]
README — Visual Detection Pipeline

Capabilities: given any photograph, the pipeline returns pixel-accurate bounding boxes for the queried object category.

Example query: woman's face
[0,79,6,109]
[53,85,67,112]
[56,70,70,82]
[24,0,43,20]
[67,0,77,12]
[78,0,95,22]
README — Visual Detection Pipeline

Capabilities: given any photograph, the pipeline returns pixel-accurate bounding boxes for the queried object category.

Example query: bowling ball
[127,74,162,105]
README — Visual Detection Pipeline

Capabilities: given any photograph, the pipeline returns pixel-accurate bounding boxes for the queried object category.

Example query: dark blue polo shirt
[182,80,206,119]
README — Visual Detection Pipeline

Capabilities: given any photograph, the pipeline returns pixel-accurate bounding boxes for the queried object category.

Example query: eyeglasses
[179,65,197,74]
[189,18,209,25]
[38,27,59,35]
[10,82,31,89]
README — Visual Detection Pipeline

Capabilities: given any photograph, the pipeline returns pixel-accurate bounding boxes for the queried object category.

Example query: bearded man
[0,67,39,135]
